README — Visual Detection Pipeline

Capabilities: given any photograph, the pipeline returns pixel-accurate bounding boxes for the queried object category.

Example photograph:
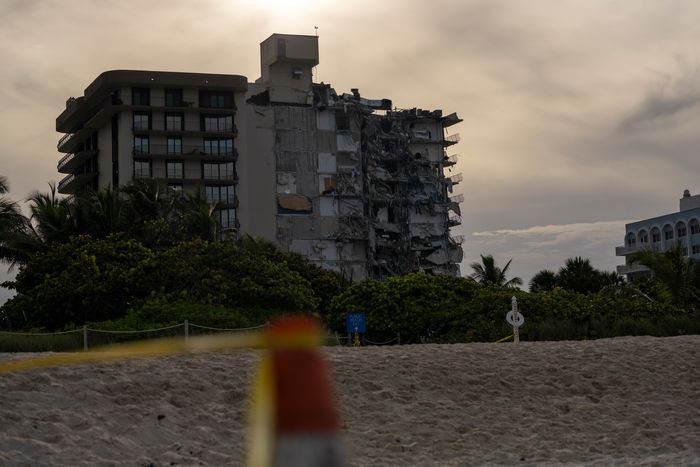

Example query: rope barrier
[0,331,323,374]
[0,329,82,336]
[188,323,268,332]
[86,323,185,334]
[365,337,398,345]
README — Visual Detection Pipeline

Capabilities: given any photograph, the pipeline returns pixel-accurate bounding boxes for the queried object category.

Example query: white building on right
[616,190,700,282]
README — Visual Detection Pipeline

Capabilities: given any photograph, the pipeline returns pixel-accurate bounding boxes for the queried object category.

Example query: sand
[0,335,699,466]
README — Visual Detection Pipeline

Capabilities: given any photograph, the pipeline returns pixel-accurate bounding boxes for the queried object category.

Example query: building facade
[55,34,463,281]
[616,189,700,281]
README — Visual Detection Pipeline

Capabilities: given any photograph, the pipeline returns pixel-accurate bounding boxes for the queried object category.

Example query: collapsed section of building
[55,33,463,281]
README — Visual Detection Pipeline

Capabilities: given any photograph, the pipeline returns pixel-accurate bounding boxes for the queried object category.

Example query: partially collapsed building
[55,33,463,280]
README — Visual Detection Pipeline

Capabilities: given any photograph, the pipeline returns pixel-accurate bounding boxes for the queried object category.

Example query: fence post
[397,332,401,345]
[184,320,189,343]
[83,325,88,351]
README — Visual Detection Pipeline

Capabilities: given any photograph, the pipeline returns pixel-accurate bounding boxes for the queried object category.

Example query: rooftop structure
[616,190,700,281]
[55,33,463,280]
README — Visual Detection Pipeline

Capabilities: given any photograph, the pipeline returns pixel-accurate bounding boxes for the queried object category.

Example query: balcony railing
[133,145,237,159]
[57,150,98,173]
[450,194,464,203]
[450,235,464,244]
[449,173,463,184]
[444,154,459,166]
[615,245,638,256]
[444,133,460,145]
[132,121,236,135]
[57,132,73,148]
[57,171,97,194]
[617,263,650,275]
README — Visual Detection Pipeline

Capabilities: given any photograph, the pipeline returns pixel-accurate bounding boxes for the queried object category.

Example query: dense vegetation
[1,176,699,345]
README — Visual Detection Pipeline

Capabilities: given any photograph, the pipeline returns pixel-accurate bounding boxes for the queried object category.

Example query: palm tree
[628,243,699,306]
[469,254,522,287]
[529,269,557,292]
[557,257,602,294]
[178,190,221,242]
[0,176,31,267]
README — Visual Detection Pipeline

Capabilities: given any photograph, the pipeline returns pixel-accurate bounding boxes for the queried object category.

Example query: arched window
[651,227,661,243]
[638,230,649,244]
[626,232,636,247]
[689,218,700,235]
[663,224,674,241]
[676,221,687,238]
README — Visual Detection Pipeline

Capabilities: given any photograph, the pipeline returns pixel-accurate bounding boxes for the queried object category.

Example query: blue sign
[346,313,366,333]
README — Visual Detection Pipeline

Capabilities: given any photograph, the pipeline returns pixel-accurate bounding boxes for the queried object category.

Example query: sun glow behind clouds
[245,0,326,20]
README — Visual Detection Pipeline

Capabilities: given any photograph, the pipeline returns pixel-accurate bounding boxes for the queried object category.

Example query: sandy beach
[1,335,698,466]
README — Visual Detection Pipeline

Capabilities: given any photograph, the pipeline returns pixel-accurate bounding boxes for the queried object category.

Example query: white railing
[445,133,460,144]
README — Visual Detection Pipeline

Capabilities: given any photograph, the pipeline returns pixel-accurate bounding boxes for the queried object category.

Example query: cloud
[462,220,631,287]
[618,57,700,131]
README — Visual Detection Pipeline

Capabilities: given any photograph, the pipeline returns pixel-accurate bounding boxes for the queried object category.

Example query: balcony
[443,154,459,167]
[133,145,238,160]
[58,171,97,195]
[615,245,638,256]
[450,193,464,203]
[616,263,650,275]
[450,235,464,244]
[57,128,94,153]
[448,215,462,227]
[132,121,237,137]
[444,133,460,146]
[57,150,98,174]
[206,195,239,208]
[442,112,463,128]
[448,173,463,185]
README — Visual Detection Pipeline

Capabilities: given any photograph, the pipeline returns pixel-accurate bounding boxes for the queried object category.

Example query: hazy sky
[1,0,700,304]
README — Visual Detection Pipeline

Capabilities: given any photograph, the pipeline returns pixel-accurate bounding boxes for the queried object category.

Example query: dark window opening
[132,87,150,106]
[165,89,184,107]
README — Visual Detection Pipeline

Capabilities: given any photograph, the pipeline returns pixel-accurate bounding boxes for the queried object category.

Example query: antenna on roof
[313,26,319,83]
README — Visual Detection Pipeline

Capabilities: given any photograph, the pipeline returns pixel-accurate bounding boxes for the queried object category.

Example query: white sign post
[505,296,524,343]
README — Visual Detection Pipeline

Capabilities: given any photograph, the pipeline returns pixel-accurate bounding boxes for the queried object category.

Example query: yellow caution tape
[494,334,514,344]
[247,353,275,467]
[0,331,322,374]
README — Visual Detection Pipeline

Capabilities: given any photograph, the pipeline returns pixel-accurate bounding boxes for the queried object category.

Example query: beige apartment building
[56,33,463,280]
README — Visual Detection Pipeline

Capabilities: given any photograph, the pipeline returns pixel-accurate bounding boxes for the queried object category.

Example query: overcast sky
[1,0,700,304]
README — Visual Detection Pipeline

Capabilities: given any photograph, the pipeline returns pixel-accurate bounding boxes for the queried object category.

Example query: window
[134,136,149,155]
[199,91,234,108]
[132,87,150,106]
[639,231,648,243]
[202,162,234,180]
[202,115,233,132]
[215,208,236,229]
[165,113,183,131]
[664,230,674,241]
[692,223,700,235]
[693,245,700,255]
[626,236,636,247]
[133,111,151,130]
[166,161,183,179]
[205,185,235,204]
[167,136,182,155]
[203,138,233,156]
[652,231,661,242]
[134,160,151,178]
[682,247,688,256]
[165,89,183,107]
[677,226,687,237]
